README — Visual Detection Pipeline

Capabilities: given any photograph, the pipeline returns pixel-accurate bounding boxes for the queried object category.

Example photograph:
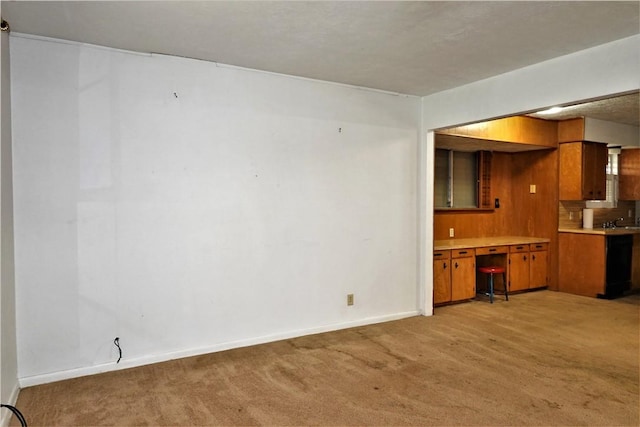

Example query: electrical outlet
[347,294,354,306]
[529,184,536,194]
[449,228,455,238]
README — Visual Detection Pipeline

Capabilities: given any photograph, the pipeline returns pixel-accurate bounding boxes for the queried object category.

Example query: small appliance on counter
[583,208,593,229]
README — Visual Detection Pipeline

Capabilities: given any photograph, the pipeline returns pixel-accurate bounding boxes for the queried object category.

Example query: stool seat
[477,265,508,303]
[478,266,505,274]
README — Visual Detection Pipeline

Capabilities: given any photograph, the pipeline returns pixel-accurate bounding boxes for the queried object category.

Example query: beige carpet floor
[10,290,640,426]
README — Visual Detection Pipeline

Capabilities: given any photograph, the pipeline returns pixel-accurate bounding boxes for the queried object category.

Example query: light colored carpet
[10,290,640,426]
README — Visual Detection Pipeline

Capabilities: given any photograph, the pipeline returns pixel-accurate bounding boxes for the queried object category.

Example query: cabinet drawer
[433,250,451,260]
[510,244,529,253]
[530,242,548,252]
[475,245,509,255]
[452,248,475,258]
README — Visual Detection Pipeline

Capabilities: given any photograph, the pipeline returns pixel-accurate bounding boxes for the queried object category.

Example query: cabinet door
[619,148,640,200]
[560,142,607,201]
[451,257,475,301]
[433,259,451,304]
[559,142,584,200]
[584,142,607,200]
[509,252,530,292]
[529,250,548,289]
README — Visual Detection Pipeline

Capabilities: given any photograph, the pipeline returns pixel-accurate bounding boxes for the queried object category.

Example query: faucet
[603,218,624,229]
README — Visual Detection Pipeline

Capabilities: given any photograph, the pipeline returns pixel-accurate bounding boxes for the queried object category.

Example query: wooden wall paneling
[434,153,512,239]
[435,149,560,290]
[557,117,585,143]
[510,149,559,290]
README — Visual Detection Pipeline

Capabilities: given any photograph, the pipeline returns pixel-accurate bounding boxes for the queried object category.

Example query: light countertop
[558,228,640,236]
[434,236,549,251]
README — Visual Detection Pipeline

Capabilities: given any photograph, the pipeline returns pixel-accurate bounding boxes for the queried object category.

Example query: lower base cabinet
[508,245,530,292]
[529,243,549,289]
[433,250,451,305]
[509,243,548,292]
[451,249,476,301]
[433,248,476,305]
[434,240,548,306]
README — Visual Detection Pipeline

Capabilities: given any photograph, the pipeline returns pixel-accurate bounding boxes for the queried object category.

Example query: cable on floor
[1,404,27,427]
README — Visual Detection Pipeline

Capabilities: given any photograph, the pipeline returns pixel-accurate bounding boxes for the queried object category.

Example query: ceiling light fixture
[536,106,565,115]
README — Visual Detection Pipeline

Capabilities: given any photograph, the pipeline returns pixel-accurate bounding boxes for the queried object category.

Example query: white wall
[420,35,640,311]
[0,14,20,426]
[11,35,421,385]
[584,118,639,148]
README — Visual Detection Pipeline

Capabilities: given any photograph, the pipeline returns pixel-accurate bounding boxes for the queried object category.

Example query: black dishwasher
[600,234,633,299]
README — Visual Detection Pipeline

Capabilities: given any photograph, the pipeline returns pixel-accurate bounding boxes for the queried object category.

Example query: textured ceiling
[2,1,639,124]
[528,92,640,127]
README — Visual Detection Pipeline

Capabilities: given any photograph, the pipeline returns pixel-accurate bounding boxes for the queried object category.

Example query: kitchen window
[435,149,492,209]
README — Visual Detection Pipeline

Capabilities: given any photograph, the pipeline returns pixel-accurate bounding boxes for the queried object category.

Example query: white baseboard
[0,384,21,427]
[19,310,420,388]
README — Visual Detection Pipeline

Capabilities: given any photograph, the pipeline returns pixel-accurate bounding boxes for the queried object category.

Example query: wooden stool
[478,266,507,303]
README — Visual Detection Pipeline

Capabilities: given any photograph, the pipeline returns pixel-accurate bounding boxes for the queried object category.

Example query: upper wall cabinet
[436,116,557,152]
[619,148,640,200]
[559,141,608,200]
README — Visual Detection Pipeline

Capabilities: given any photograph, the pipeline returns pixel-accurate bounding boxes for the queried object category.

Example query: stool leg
[489,273,494,304]
[503,272,508,301]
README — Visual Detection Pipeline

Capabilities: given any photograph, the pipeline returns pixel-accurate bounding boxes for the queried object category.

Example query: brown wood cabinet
[529,243,549,289]
[451,249,476,301]
[618,148,640,200]
[433,250,451,305]
[433,248,475,305]
[559,141,607,200]
[508,243,548,292]
[508,245,530,292]
[559,233,606,297]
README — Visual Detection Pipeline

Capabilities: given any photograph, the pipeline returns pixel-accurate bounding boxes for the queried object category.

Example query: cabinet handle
[459,251,468,255]
[516,246,524,250]
[523,255,527,261]
[489,248,497,252]
[443,262,447,270]
[455,262,459,269]
[532,254,536,261]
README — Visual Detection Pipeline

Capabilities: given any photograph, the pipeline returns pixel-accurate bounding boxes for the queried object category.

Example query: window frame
[434,149,493,211]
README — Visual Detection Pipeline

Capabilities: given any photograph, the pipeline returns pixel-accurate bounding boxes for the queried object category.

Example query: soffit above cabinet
[435,134,554,153]
[435,115,557,153]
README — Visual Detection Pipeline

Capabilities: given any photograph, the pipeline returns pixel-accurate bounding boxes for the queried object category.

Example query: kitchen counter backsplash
[559,200,637,230]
